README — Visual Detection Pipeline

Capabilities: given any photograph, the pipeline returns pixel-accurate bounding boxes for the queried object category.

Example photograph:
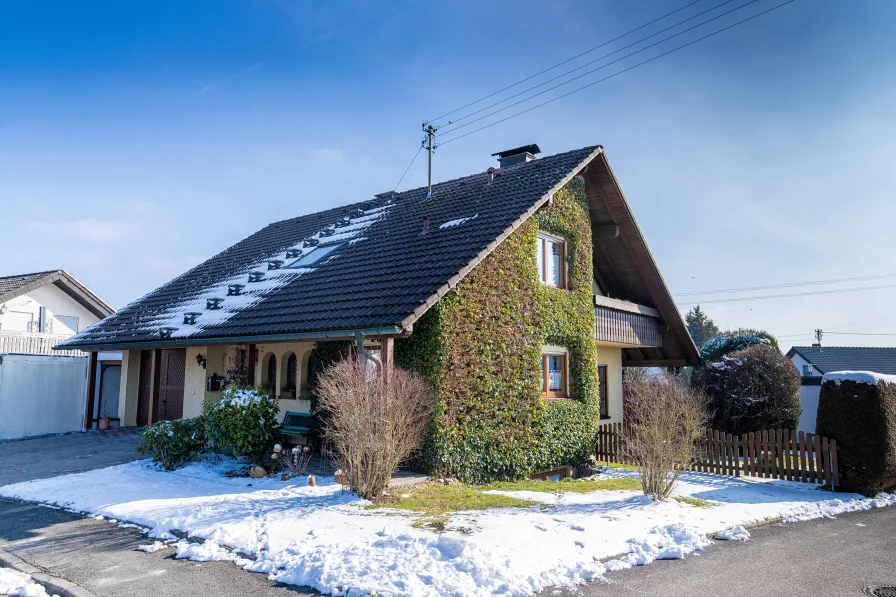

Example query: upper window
[537,234,566,288]
[54,315,79,334]
[802,364,814,376]
[541,352,568,398]
[286,243,344,268]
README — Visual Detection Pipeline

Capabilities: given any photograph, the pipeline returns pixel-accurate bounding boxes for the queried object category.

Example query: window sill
[599,415,612,420]
[542,395,571,401]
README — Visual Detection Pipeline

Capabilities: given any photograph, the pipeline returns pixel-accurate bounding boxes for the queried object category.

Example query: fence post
[733,434,741,477]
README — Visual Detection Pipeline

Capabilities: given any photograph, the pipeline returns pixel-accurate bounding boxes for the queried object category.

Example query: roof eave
[53,325,406,352]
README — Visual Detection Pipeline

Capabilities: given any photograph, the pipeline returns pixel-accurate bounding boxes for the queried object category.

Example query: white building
[0,270,117,440]
[786,345,896,434]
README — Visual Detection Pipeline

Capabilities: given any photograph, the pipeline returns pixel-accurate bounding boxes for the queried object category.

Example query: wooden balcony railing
[594,295,662,347]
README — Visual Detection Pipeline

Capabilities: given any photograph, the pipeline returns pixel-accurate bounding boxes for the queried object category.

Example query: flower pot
[281,473,290,481]
[98,417,111,430]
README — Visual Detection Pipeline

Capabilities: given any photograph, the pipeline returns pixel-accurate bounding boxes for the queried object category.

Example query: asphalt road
[0,497,320,597]
[546,504,896,597]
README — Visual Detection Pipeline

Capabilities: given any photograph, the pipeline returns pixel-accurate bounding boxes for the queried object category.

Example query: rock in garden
[249,465,267,478]
[308,475,316,487]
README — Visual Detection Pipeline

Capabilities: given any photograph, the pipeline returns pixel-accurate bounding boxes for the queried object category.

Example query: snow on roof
[821,371,896,385]
[438,214,478,229]
[148,204,392,339]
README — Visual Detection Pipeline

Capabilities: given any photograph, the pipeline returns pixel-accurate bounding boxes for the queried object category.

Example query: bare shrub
[315,359,432,500]
[623,373,708,501]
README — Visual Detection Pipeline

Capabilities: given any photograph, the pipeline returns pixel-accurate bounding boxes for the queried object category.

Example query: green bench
[281,411,311,444]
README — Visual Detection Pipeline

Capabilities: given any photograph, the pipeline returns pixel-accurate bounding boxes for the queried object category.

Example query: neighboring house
[58,144,699,477]
[786,345,896,433]
[0,270,117,440]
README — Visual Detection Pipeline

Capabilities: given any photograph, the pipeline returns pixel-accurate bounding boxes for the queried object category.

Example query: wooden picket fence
[596,423,839,489]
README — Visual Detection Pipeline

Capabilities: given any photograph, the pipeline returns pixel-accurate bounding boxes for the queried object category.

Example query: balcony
[0,331,84,356]
[594,295,662,348]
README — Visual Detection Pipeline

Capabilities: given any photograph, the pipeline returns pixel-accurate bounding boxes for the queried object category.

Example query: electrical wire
[825,332,896,337]
[438,0,797,145]
[393,146,422,190]
[677,282,896,306]
[674,273,896,297]
[425,0,707,124]
[438,0,746,129]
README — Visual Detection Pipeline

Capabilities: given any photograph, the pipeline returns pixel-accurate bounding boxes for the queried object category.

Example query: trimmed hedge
[202,386,280,461]
[137,417,205,470]
[694,343,801,436]
[816,377,896,495]
[396,176,600,482]
[700,329,778,363]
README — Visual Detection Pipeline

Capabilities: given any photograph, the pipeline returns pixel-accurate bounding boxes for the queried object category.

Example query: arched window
[267,354,277,392]
[287,353,298,390]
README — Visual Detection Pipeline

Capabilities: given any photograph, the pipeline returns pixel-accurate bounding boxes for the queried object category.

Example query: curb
[0,546,96,597]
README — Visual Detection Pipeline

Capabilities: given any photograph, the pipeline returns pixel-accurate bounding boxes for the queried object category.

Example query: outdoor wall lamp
[196,353,207,369]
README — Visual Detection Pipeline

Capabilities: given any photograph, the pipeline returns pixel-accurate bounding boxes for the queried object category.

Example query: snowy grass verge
[1,459,894,597]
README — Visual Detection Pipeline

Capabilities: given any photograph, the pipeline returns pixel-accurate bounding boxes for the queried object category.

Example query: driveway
[544,505,896,597]
[0,428,143,486]
[0,429,321,597]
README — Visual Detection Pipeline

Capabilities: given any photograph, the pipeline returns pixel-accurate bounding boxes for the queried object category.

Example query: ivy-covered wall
[395,176,600,483]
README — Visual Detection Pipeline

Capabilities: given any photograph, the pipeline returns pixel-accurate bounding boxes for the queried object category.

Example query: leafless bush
[272,444,312,478]
[315,359,432,500]
[623,372,708,501]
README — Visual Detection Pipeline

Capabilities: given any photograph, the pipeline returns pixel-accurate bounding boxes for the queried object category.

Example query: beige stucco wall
[118,349,140,426]
[595,342,624,423]
[0,285,100,335]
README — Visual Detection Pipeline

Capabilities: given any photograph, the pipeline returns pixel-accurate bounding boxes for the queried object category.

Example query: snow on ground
[0,567,57,597]
[1,461,894,597]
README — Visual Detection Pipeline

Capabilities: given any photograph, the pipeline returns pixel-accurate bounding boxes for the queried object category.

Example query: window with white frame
[536,233,566,288]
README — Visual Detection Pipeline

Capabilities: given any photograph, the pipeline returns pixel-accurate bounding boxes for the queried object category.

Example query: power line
[393,146,423,190]
[674,273,896,297]
[437,0,747,129]
[825,332,896,337]
[439,0,797,145]
[677,282,896,306]
[425,0,707,124]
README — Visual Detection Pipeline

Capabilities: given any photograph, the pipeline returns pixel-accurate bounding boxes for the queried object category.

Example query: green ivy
[396,176,601,482]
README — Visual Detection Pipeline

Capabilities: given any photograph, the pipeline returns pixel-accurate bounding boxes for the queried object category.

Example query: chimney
[491,144,541,168]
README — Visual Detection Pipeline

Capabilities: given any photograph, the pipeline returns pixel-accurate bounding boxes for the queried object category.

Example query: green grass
[486,477,641,494]
[596,460,639,471]
[366,476,642,532]
[672,496,713,508]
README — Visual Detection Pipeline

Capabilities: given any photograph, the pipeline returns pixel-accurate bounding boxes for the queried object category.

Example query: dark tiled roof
[0,270,61,300]
[59,146,599,349]
[787,346,896,375]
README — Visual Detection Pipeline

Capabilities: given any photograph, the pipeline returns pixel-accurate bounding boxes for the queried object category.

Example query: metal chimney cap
[491,144,541,158]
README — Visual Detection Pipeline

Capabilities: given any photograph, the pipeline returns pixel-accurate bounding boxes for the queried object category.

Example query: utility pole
[422,123,438,198]
[815,328,823,347]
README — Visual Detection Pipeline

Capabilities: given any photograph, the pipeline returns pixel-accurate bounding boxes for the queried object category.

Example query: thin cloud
[183,60,268,100]
[301,0,419,49]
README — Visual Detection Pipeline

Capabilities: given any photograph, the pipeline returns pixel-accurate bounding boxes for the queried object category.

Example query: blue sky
[1,0,895,349]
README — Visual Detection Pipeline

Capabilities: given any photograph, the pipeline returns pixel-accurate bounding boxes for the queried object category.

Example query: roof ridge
[0,269,61,281]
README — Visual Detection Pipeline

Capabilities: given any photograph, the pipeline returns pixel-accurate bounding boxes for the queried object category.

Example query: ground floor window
[541,352,568,398]
[599,365,608,418]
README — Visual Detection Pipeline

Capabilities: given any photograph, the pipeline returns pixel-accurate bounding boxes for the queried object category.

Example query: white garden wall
[0,353,87,440]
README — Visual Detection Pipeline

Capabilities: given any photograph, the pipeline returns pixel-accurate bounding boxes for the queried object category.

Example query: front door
[158,348,186,421]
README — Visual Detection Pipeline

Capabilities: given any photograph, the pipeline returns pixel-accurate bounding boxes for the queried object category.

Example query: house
[0,270,117,440]
[786,345,896,433]
[57,144,699,478]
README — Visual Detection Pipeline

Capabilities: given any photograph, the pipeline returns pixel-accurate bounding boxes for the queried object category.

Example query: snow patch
[822,371,896,385]
[715,525,750,541]
[0,567,56,597]
[439,214,477,229]
[137,541,169,553]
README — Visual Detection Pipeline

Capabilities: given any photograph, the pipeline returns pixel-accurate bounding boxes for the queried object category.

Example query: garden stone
[249,465,267,478]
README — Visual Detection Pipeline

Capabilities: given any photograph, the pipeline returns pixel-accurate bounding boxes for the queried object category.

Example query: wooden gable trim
[0,270,114,319]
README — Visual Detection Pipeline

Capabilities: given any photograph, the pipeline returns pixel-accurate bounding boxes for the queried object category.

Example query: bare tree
[623,373,708,501]
[314,359,432,500]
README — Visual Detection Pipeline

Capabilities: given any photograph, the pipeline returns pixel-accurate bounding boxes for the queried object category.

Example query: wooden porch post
[84,351,98,430]
[247,343,257,386]
[381,337,394,370]
[147,348,161,426]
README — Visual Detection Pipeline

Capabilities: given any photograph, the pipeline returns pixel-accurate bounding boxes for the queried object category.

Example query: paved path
[546,505,896,597]
[0,428,143,486]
